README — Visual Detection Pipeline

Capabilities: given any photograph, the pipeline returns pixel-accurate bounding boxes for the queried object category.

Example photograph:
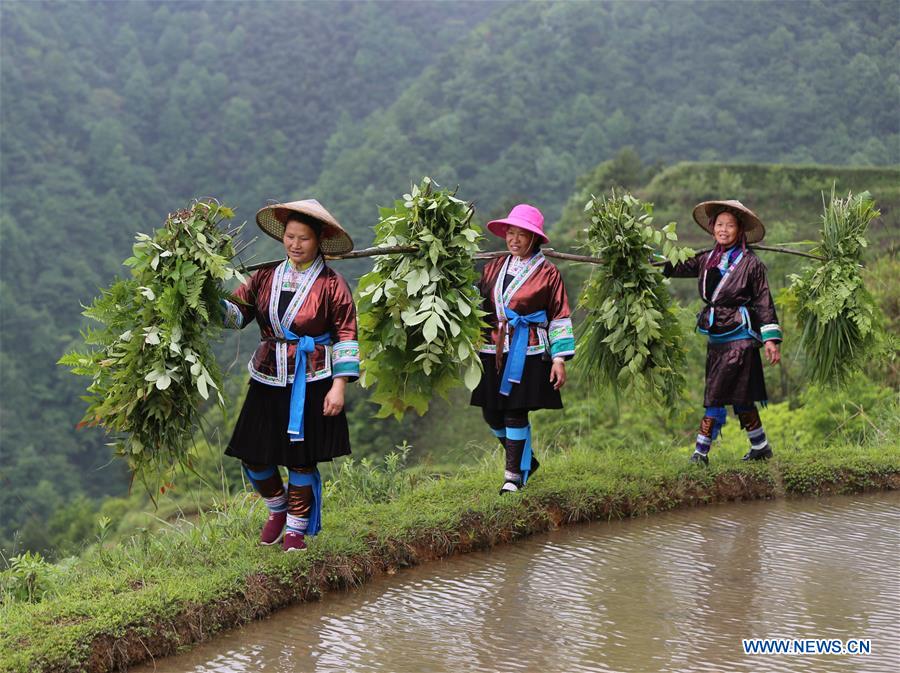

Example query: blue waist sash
[700,306,760,344]
[280,327,332,442]
[499,307,548,396]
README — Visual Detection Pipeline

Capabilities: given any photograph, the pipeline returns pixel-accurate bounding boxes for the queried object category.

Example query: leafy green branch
[576,192,694,405]
[783,189,893,385]
[59,200,242,494]
[356,178,488,418]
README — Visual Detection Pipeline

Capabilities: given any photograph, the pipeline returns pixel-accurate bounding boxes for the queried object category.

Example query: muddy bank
[39,463,898,673]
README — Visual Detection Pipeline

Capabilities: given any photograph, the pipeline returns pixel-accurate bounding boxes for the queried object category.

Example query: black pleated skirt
[703,339,768,407]
[226,378,351,467]
[470,353,563,411]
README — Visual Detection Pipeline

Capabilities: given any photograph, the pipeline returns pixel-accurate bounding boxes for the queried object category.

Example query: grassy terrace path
[2,434,898,673]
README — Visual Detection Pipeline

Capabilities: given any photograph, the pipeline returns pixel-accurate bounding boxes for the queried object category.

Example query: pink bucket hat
[486,204,549,244]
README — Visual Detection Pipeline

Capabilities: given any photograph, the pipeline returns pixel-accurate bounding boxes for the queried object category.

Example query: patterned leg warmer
[695,407,727,457]
[736,405,770,455]
[242,462,287,513]
[286,466,317,537]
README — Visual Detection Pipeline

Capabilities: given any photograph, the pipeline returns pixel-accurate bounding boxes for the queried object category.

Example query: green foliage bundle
[576,193,695,405]
[59,201,241,491]
[786,190,891,385]
[356,178,487,418]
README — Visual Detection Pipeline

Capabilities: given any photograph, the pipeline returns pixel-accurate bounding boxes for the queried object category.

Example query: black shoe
[529,456,540,478]
[690,451,709,466]
[742,446,773,461]
[499,480,520,495]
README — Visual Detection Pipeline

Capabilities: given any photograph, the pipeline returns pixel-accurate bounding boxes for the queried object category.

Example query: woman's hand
[764,340,781,365]
[550,358,567,390]
[323,377,347,416]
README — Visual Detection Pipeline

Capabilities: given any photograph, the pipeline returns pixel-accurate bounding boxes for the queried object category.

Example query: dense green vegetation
[1,0,897,557]
[356,179,486,417]
[312,0,899,228]
[1,382,898,672]
[59,201,241,490]
[0,0,498,553]
[576,193,694,405]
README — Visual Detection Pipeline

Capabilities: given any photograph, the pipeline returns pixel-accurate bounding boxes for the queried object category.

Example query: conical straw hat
[692,200,766,244]
[256,199,353,255]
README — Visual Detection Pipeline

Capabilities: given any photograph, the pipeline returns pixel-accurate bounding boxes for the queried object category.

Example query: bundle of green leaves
[59,200,241,492]
[786,190,890,385]
[576,192,694,405]
[356,178,487,418]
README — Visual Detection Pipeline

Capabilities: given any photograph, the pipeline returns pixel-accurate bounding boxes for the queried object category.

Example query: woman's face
[505,225,535,258]
[283,220,319,265]
[713,211,741,248]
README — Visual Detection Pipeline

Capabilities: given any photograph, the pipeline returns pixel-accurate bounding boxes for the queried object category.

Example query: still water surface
[134,492,900,672]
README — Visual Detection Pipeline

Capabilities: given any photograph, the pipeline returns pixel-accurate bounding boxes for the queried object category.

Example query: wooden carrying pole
[240,244,824,273]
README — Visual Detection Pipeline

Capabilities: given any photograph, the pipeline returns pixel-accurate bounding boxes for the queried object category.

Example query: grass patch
[1,426,897,673]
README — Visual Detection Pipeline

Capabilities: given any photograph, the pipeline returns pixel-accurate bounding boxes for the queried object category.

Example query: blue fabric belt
[280,327,331,442]
[506,425,534,485]
[701,306,760,344]
[288,469,323,536]
[499,307,548,396]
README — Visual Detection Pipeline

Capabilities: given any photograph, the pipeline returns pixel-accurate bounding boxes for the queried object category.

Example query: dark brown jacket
[665,250,782,342]
[223,258,359,385]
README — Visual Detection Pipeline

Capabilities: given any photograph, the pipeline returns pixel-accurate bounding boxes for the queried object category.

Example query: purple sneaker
[282,531,307,552]
[260,511,287,546]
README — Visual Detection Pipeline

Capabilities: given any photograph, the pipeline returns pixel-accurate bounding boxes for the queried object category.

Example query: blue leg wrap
[244,465,277,492]
[704,406,728,440]
[506,425,533,485]
[287,468,323,536]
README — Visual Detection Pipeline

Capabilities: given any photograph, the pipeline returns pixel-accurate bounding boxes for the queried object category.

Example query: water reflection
[133,493,900,673]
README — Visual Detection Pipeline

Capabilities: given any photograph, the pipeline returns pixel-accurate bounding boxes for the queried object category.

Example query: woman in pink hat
[470,204,576,494]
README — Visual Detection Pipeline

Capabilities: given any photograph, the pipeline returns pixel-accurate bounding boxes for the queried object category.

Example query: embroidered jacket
[476,252,575,359]
[222,256,360,385]
[664,249,782,342]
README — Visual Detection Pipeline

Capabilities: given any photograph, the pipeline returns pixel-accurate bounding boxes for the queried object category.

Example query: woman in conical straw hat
[664,200,782,465]
[221,199,359,551]
[470,204,576,494]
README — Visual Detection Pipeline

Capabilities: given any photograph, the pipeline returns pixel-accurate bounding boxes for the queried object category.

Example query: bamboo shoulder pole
[240,243,824,272]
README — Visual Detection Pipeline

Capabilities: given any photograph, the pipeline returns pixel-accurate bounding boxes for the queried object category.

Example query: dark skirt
[703,339,768,407]
[470,353,563,411]
[226,378,351,467]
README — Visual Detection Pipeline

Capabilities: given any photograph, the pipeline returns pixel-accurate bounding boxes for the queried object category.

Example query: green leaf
[422,314,441,343]
[463,360,482,391]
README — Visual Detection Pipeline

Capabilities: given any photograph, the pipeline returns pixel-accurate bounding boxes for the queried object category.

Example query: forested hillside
[312,0,899,229]
[0,0,500,552]
[0,0,897,555]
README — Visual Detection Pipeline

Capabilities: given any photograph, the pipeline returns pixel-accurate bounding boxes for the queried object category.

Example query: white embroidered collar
[507,254,534,275]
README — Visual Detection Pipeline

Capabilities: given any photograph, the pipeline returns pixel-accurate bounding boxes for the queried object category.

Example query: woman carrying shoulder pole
[470,204,576,493]
[664,200,782,465]
[221,200,359,551]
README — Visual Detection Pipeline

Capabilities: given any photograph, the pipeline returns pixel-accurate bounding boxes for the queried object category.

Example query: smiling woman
[221,199,360,553]
[712,210,740,248]
[664,199,782,466]
[282,216,322,266]
[470,204,576,494]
